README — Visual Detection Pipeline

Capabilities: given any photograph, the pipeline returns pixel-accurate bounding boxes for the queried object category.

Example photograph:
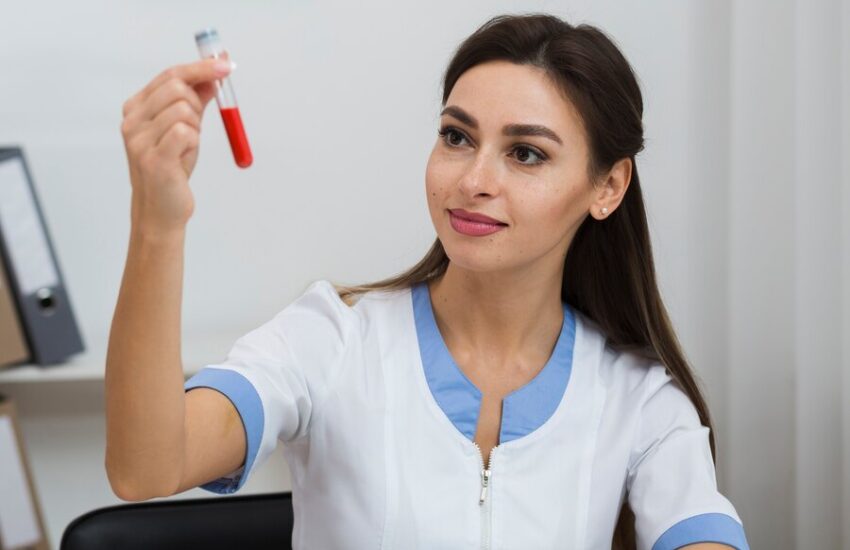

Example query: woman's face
[425,60,598,276]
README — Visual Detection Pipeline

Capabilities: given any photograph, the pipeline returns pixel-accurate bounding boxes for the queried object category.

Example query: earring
[601,207,608,216]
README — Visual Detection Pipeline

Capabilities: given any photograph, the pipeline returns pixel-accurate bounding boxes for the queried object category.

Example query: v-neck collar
[411,281,577,444]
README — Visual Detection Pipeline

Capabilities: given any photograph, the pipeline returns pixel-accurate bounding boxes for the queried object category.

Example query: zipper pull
[479,468,491,505]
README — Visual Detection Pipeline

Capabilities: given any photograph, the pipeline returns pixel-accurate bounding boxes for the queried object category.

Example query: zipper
[473,441,498,550]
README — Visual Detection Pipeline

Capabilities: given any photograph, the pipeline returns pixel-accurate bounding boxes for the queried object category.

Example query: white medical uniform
[184,279,750,550]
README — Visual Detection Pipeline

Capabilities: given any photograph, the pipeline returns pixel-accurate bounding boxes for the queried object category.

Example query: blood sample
[194,28,253,168]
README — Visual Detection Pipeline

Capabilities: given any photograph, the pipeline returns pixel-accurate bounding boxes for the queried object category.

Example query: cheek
[516,186,588,237]
[425,151,452,203]
[554,194,591,238]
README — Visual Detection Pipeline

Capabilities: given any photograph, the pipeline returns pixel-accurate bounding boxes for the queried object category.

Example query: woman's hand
[120,56,232,236]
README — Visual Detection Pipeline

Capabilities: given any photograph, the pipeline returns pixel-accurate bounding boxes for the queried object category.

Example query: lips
[449,209,507,226]
[448,210,508,236]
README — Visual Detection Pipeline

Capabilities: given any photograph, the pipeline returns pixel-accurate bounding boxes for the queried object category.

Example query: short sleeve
[183,279,357,495]
[626,365,751,550]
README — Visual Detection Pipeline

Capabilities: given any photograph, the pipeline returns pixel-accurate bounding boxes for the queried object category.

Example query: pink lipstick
[449,209,507,237]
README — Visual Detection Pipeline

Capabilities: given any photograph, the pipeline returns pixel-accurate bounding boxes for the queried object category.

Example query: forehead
[445,60,585,139]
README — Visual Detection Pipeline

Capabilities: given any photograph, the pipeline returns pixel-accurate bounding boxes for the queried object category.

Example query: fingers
[144,57,232,100]
[120,56,234,169]
[122,55,233,146]
[123,98,200,163]
[140,78,204,122]
[122,57,231,118]
[150,100,202,150]
[194,81,217,109]
[157,121,199,163]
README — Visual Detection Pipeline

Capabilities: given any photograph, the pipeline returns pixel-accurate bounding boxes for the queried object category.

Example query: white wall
[728,1,798,547]
[844,2,850,546]
[728,1,849,548]
[0,1,846,548]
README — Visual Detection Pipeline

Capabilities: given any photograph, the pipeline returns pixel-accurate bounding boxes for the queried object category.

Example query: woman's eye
[511,146,546,166]
[438,127,469,147]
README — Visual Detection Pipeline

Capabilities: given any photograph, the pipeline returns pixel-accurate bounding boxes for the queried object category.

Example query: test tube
[194,28,253,168]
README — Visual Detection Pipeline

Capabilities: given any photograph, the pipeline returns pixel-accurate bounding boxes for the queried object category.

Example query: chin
[440,240,509,272]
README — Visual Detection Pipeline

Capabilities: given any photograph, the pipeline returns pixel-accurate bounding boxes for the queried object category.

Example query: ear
[590,157,632,220]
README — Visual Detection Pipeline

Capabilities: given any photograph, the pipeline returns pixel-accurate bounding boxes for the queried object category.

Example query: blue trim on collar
[412,281,576,444]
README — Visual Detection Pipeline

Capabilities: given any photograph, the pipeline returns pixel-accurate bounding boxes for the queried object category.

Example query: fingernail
[213,59,235,74]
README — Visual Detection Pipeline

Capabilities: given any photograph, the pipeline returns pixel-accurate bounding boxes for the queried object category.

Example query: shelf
[0,331,242,384]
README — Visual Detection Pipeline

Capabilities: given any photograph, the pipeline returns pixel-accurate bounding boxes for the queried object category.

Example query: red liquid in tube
[219,107,252,168]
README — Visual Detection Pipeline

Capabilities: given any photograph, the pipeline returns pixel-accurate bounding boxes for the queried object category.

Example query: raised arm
[104,58,246,501]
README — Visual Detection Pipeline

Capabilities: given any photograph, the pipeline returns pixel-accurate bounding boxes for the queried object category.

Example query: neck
[427,263,565,372]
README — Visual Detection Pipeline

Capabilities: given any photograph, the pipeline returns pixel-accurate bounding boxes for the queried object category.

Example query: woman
[106,12,750,550]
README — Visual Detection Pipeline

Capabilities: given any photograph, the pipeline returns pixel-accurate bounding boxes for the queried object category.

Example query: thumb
[195,81,217,109]
[196,51,232,109]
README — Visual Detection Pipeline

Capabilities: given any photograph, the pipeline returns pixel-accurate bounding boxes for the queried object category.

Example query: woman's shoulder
[295,279,415,334]
[326,280,413,309]
[261,279,365,337]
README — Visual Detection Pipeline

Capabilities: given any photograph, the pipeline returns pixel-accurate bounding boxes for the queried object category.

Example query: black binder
[0,146,84,366]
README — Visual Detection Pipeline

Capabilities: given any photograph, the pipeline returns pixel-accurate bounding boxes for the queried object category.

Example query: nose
[456,152,499,197]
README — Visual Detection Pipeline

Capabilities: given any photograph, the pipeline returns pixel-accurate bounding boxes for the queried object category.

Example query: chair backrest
[60,491,294,550]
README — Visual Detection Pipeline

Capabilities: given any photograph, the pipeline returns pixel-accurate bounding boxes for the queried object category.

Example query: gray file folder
[0,147,84,366]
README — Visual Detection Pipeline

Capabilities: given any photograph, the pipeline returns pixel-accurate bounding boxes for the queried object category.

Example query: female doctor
[105,12,750,550]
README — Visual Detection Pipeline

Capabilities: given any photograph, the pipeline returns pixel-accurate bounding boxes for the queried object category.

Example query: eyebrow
[440,105,563,146]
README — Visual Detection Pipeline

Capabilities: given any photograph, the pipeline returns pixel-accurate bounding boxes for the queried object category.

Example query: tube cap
[195,27,224,58]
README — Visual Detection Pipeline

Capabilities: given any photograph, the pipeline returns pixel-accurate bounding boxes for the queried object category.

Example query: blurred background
[0,0,847,548]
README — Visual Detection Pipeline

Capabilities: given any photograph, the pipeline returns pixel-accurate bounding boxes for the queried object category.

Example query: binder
[0,147,84,367]
[0,395,50,550]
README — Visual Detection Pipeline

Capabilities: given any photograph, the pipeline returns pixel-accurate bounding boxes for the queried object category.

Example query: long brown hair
[331,13,715,549]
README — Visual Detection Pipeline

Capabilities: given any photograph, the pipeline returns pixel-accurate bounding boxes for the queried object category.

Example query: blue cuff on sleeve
[183,367,265,494]
[652,512,750,550]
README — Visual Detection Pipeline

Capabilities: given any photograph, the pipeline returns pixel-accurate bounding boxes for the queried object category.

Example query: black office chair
[60,491,294,550]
